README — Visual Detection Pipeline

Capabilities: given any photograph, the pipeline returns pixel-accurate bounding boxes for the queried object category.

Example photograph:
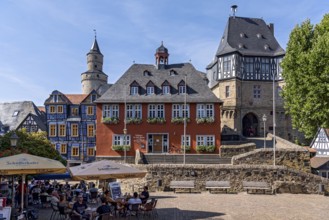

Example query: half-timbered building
[310,128,329,178]
[0,101,46,135]
[206,8,302,142]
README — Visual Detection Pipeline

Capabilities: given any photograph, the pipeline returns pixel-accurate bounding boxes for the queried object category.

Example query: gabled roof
[65,94,89,105]
[0,101,46,132]
[96,63,222,104]
[310,157,329,169]
[310,128,329,157]
[214,16,285,57]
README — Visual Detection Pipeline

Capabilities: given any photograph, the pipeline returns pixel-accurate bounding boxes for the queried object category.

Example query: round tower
[81,36,108,94]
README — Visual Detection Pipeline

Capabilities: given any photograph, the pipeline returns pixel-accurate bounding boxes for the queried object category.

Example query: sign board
[108,182,122,199]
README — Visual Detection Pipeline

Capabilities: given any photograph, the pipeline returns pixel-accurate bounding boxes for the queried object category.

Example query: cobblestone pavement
[36,192,329,220]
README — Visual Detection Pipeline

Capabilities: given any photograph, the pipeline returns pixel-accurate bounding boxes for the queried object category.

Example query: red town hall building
[95,43,222,159]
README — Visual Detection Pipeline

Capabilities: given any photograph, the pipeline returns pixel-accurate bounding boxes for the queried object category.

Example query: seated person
[58,194,71,216]
[96,197,111,220]
[103,190,116,203]
[50,191,60,207]
[72,194,90,220]
[127,192,142,211]
[139,186,149,204]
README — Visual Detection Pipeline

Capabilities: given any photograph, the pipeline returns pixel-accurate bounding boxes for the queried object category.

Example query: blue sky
[0,0,327,106]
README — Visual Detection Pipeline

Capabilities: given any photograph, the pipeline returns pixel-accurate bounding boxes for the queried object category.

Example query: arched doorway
[242,113,258,137]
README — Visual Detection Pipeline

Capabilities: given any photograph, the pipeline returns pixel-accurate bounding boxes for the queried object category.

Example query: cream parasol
[69,160,146,181]
[0,153,66,210]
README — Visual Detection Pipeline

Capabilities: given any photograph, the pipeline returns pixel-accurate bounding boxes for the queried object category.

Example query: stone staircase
[142,154,232,164]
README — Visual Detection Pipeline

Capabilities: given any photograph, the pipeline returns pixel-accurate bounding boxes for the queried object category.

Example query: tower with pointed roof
[206,6,303,142]
[81,36,108,94]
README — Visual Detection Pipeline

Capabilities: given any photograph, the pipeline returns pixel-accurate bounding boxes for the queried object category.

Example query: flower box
[196,117,215,124]
[196,145,216,153]
[102,117,119,124]
[171,117,190,124]
[180,145,191,152]
[126,118,142,125]
[147,118,166,124]
[111,145,131,151]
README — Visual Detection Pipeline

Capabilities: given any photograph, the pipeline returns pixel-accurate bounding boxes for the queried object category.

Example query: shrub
[196,145,215,153]
[111,145,131,151]
[102,117,119,124]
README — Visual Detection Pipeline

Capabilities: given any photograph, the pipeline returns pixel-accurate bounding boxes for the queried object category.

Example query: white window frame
[172,104,190,118]
[148,104,164,118]
[197,104,214,118]
[49,124,57,137]
[147,86,154,95]
[60,144,67,154]
[162,85,170,95]
[71,146,79,156]
[181,135,191,147]
[126,104,142,119]
[196,135,215,146]
[102,104,119,118]
[113,134,131,146]
[130,86,139,95]
[225,86,230,98]
[179,85,186,94]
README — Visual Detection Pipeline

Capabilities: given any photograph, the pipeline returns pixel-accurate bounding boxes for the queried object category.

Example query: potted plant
[180,145,191,152]
[126,118,142,124]
[171,117,190,124]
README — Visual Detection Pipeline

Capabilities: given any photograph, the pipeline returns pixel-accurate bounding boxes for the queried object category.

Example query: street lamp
[273,71,276,166]
[183,75,187,165]
[10,132,19,147]
[262,114,267,149]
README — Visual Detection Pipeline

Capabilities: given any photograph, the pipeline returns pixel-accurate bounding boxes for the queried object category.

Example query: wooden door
[153,135,163,153]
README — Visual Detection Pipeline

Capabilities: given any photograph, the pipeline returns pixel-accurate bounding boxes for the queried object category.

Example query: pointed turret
[81,33,108,94]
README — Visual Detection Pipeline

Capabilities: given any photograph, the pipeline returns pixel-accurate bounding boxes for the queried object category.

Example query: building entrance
[242,113,258,137]
[147,134,168,153]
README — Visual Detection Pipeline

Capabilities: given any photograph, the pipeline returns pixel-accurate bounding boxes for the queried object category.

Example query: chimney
[231,5,238,18]
[268,23,274,35]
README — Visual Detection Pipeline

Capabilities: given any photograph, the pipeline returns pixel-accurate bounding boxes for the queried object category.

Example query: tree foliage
[0,130,66,165]
[281,14,329,139]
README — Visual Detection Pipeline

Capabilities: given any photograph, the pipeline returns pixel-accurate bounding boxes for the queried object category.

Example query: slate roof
[96,63,222,104]
[0,101,46,132]
[88,38,102,55]
[214,16,285,58]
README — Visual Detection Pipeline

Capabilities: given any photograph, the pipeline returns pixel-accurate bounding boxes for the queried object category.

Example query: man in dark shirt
[72,195,90,219]
[140,186,149,204]
[96,197,111,220]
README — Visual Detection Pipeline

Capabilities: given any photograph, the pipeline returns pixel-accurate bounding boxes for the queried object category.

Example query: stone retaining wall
[221,143,256,157]
[232,148,310,173]
[118,164,329,194]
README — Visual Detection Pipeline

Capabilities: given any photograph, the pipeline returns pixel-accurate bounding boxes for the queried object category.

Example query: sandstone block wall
[118,164,329,194]
[221,143,256,157]
[232,148,310,173]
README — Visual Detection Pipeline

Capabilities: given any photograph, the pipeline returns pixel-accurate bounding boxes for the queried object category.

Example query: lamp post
[262,114,267,149]
[183,75,187,165]
[273,72,276,166]
[10,132,19,147]
[124,86,127,163]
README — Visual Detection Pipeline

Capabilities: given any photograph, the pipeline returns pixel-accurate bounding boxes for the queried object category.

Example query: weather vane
[93,29,97,39]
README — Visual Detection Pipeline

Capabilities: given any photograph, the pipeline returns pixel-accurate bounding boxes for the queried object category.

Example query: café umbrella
[69,160,147,181]
[0,153,66,211]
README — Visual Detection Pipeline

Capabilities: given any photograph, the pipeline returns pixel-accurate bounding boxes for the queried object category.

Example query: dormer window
[143,70,151,76]
[12,110,20,117]
[130,81,140,96]
[130,86,139,95]
[147,86,154,95]
[257,33,263,39]
[162,85,170,95]
[169,70,177,76]
[264,44,270,50]
[178,80,187,94]
[146,81,155,95]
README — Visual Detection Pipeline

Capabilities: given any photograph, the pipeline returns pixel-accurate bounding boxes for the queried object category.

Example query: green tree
[281,14,329,140]
[0,130,66,165]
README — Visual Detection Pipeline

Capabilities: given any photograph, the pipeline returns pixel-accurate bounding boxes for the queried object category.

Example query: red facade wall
[96,103,221,157]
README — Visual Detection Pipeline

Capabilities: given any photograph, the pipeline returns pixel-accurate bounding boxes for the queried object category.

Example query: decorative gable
[311,128,329,157]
